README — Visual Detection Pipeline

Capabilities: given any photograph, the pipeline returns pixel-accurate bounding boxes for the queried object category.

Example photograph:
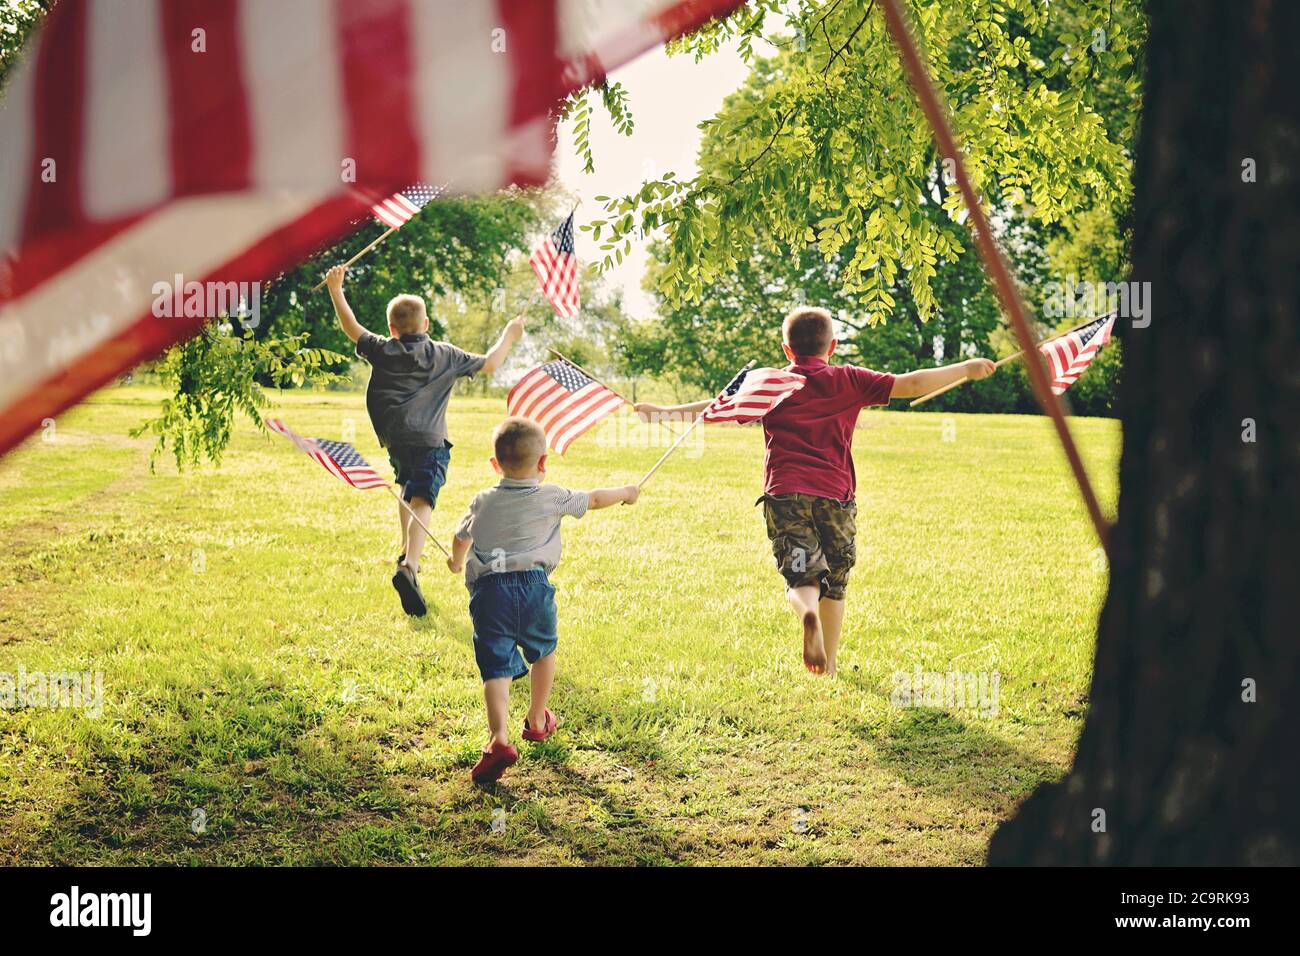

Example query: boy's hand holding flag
[633,361,806,489]
[908,314,1115,407]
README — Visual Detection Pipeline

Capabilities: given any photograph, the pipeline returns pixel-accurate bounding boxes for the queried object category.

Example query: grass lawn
[0,385,1118,865]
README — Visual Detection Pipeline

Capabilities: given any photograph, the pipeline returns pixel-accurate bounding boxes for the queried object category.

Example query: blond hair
[492,417,547,474]
[386,294,427,335]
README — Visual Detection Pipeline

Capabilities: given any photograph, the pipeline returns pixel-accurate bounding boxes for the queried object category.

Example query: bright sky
[555,42,751,319]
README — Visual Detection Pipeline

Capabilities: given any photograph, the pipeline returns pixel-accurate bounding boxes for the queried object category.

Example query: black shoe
[391,564,428,617]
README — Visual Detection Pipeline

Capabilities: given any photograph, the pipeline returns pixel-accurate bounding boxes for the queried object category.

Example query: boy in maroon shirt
[636,307,995,675]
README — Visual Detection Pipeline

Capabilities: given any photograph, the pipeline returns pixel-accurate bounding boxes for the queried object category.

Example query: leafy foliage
[130,324,347,470]
[0,0,42,90]
[583,0,1143,329]
[254,192,543,358]
[559,81,636,175]
[429,253,631,394]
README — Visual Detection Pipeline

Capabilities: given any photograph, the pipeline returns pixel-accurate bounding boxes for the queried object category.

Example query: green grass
[0,385,1118,865]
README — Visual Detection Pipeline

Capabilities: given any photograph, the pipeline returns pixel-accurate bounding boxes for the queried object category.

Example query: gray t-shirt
[454,478,590,588]
[356,332,485,448]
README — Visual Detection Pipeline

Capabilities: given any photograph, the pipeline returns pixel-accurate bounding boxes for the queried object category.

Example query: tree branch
[822,1,874,75]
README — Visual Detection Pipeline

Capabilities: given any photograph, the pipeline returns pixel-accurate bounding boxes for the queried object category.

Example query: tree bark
[988,0,1299,865]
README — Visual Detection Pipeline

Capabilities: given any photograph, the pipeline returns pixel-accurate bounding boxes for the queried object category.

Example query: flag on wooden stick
[507,360,625,455]
[635,360,804,490]
[701,365,806,423]
[266,419,389,489]
[370,183,443,230]
[267,418,447,556]
[1041,315,1116,395]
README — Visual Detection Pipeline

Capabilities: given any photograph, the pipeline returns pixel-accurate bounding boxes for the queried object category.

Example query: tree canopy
[587,0,1144,348]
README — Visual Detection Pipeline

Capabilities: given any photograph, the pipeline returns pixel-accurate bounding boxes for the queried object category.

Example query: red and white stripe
[507,367,625,455]
[702,368,806,424]
[529,240,579,317]
[0,0,747,459]
[266,419,387,489]
[318,457,389,490]
[370,193,421,229]
[1041,316,1116,395]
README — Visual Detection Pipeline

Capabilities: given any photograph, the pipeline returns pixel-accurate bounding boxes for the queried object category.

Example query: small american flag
[371,183,442,230]
[529,212,580,318]
[702,365,806,424]
[1042,315,1116,395]
[267,419,388,490]
[507,360,625,455]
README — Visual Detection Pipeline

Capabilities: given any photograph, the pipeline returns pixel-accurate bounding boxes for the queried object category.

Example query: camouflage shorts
[758,492,858,600]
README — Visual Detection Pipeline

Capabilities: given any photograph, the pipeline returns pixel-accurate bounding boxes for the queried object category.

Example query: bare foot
[802,611,826,674]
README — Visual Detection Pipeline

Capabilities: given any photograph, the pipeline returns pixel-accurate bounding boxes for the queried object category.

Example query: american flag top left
[265,419,389,491]
[369,183,444,230]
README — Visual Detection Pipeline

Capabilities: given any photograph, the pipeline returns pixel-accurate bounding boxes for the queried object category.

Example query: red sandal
[521,709,558,742]
[471,742,518,784]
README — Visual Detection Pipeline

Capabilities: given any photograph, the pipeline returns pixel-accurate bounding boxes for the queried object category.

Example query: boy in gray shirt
[325,264,524,617]
[447,417,639,785]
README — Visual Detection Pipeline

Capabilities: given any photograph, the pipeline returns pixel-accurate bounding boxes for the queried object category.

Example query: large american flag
[266,419,388,490]
[0,0,747,459]
[1042,315,1116,395]
[371,182,442,230]
[507,360,624,455]
[529,212,579,317]
[702,365,805,424]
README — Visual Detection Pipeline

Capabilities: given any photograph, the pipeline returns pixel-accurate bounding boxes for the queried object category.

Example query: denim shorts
[387,442,451,504]
[468,569,558,682]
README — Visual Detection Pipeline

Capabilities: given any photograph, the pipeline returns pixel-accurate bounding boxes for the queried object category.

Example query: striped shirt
[454,478,589,588]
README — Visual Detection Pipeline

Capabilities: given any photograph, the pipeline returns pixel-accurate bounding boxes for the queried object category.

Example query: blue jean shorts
[468,569,558,682]
[387,442,450,504]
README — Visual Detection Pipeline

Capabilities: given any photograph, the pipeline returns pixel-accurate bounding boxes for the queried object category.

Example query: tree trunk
[988,0,1299,865]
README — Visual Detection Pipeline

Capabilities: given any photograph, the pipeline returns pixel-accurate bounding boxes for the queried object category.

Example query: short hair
[493,417,547,473]
[386,294,427,334]
[782,307,835,356]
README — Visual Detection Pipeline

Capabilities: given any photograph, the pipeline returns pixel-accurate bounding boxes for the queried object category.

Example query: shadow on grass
[12,661,697,866]
[852,700,1065,812]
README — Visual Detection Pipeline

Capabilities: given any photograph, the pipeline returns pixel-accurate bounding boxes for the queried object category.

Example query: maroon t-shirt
[761,357,896,501]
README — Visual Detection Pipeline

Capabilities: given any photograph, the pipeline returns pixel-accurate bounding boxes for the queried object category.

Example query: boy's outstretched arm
[587,485,640,509]
[325,265,366,343]
[889,358,996,399]
[480,316,526,375]
[633,399,710,421]
[446,534,471,574]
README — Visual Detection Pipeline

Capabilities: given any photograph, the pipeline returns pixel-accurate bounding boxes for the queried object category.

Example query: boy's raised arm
[633,399,710,421]
[889,358,996,399]
[587,485,640,509]
[325,265,366,343]
[480,316,526,375]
